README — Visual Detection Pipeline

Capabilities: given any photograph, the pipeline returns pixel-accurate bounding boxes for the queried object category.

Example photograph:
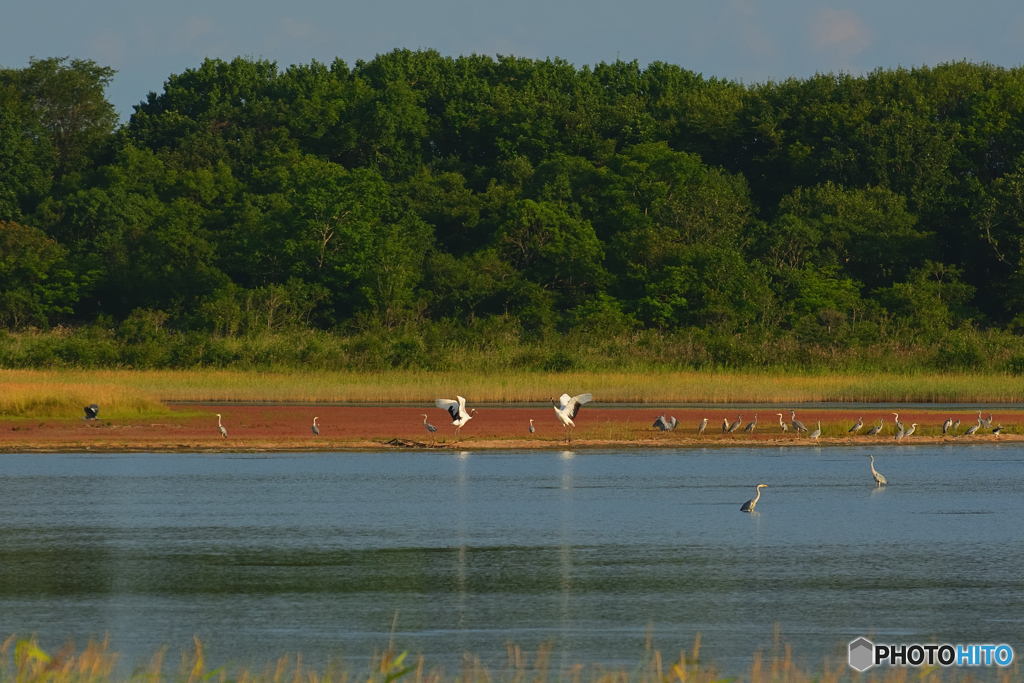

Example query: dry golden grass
[2,630,1019,683]
[2,369,1024,407]
[0,381,168,419]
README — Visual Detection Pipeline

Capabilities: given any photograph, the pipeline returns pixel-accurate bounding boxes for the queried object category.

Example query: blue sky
[4,0,1023,120]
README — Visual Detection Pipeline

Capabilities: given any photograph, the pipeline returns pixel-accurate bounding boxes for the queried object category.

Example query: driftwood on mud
[384,438,439,448]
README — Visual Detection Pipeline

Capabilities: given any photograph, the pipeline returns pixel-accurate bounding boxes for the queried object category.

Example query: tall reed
[2,633,1019,683]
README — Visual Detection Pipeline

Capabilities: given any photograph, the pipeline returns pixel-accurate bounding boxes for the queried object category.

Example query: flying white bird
[551,392,593,442]
[435,396,477,437]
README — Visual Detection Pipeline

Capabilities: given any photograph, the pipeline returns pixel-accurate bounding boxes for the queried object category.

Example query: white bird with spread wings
[550,392,593,443]
[435,396,477,437]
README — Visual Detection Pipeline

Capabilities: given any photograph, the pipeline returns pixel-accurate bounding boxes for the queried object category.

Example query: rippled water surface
[1,446,1022,673]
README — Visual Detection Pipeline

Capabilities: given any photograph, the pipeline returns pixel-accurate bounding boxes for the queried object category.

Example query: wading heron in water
[311,417,319,436]
[866,419,883,436]
[435,396,477,437]
[697,417,708,436]
[809,421,821,441]
[216,413,227,438]
[848,417,863,434]
[789,410,808,434]
[740,484,768,512]
[551,392,593,443]
[776,413,789,433]
[867,455,887,486]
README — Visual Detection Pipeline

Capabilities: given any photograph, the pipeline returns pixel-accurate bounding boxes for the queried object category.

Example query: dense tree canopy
[4,51,1024,368]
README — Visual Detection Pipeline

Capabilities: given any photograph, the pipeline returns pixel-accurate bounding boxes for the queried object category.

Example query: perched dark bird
[83,404,99,420]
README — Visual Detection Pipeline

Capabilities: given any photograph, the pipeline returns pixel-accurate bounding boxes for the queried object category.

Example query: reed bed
[2,631,1019,683]
[2,370,1024,406]
[0,382,168,419]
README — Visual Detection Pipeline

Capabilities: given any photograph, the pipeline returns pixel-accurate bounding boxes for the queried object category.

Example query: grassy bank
[2,369,1024,408]
[4,633,1019,683]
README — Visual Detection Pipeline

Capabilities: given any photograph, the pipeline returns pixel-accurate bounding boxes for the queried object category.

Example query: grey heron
[776,413,789,433]
[727,415,743,434]
[421,414,437,433]
[809,421,821,441]
[893,413,903,431]
[740,484,768,512]
[951,419,961,432]
[744,414,758,434]
[311,417,320,436]
[721,418,729,433]
[551,392,593,442]
[789,410,808,434]
[942,418,952,434]
[904,423,917,438]
[436,396,477,437]
[964,419,981,436]
[865,419,883,436]
[529,419,535,434]
[848,417,863,434]
[654,414,677,431]
[697,417,708,436]
[216,413,227,438]
[895,425,905,441]
[83,404,99,420]
[867,455,887,486]
[979,411,994,429]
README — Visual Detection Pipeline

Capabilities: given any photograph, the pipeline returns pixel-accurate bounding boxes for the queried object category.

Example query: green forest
[3,51,1024,371]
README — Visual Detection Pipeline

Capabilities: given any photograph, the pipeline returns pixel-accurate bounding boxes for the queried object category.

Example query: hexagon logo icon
[849,638,874,672]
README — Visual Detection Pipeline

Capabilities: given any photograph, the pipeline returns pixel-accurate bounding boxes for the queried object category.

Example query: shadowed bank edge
[2,631,1020,683]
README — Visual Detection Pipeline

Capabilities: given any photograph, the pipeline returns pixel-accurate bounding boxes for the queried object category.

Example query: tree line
[2,52,1024,370]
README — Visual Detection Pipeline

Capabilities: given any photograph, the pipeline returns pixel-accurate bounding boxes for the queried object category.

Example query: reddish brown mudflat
[0,404,1019,452]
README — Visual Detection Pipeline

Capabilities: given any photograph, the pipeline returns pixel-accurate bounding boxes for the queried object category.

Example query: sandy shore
[0,404,1018,452]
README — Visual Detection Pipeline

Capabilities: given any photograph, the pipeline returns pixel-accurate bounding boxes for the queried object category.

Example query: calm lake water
[1,446,1022,674]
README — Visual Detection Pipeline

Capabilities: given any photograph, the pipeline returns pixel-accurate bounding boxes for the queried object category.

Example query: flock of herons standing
[655,409,1004,441]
